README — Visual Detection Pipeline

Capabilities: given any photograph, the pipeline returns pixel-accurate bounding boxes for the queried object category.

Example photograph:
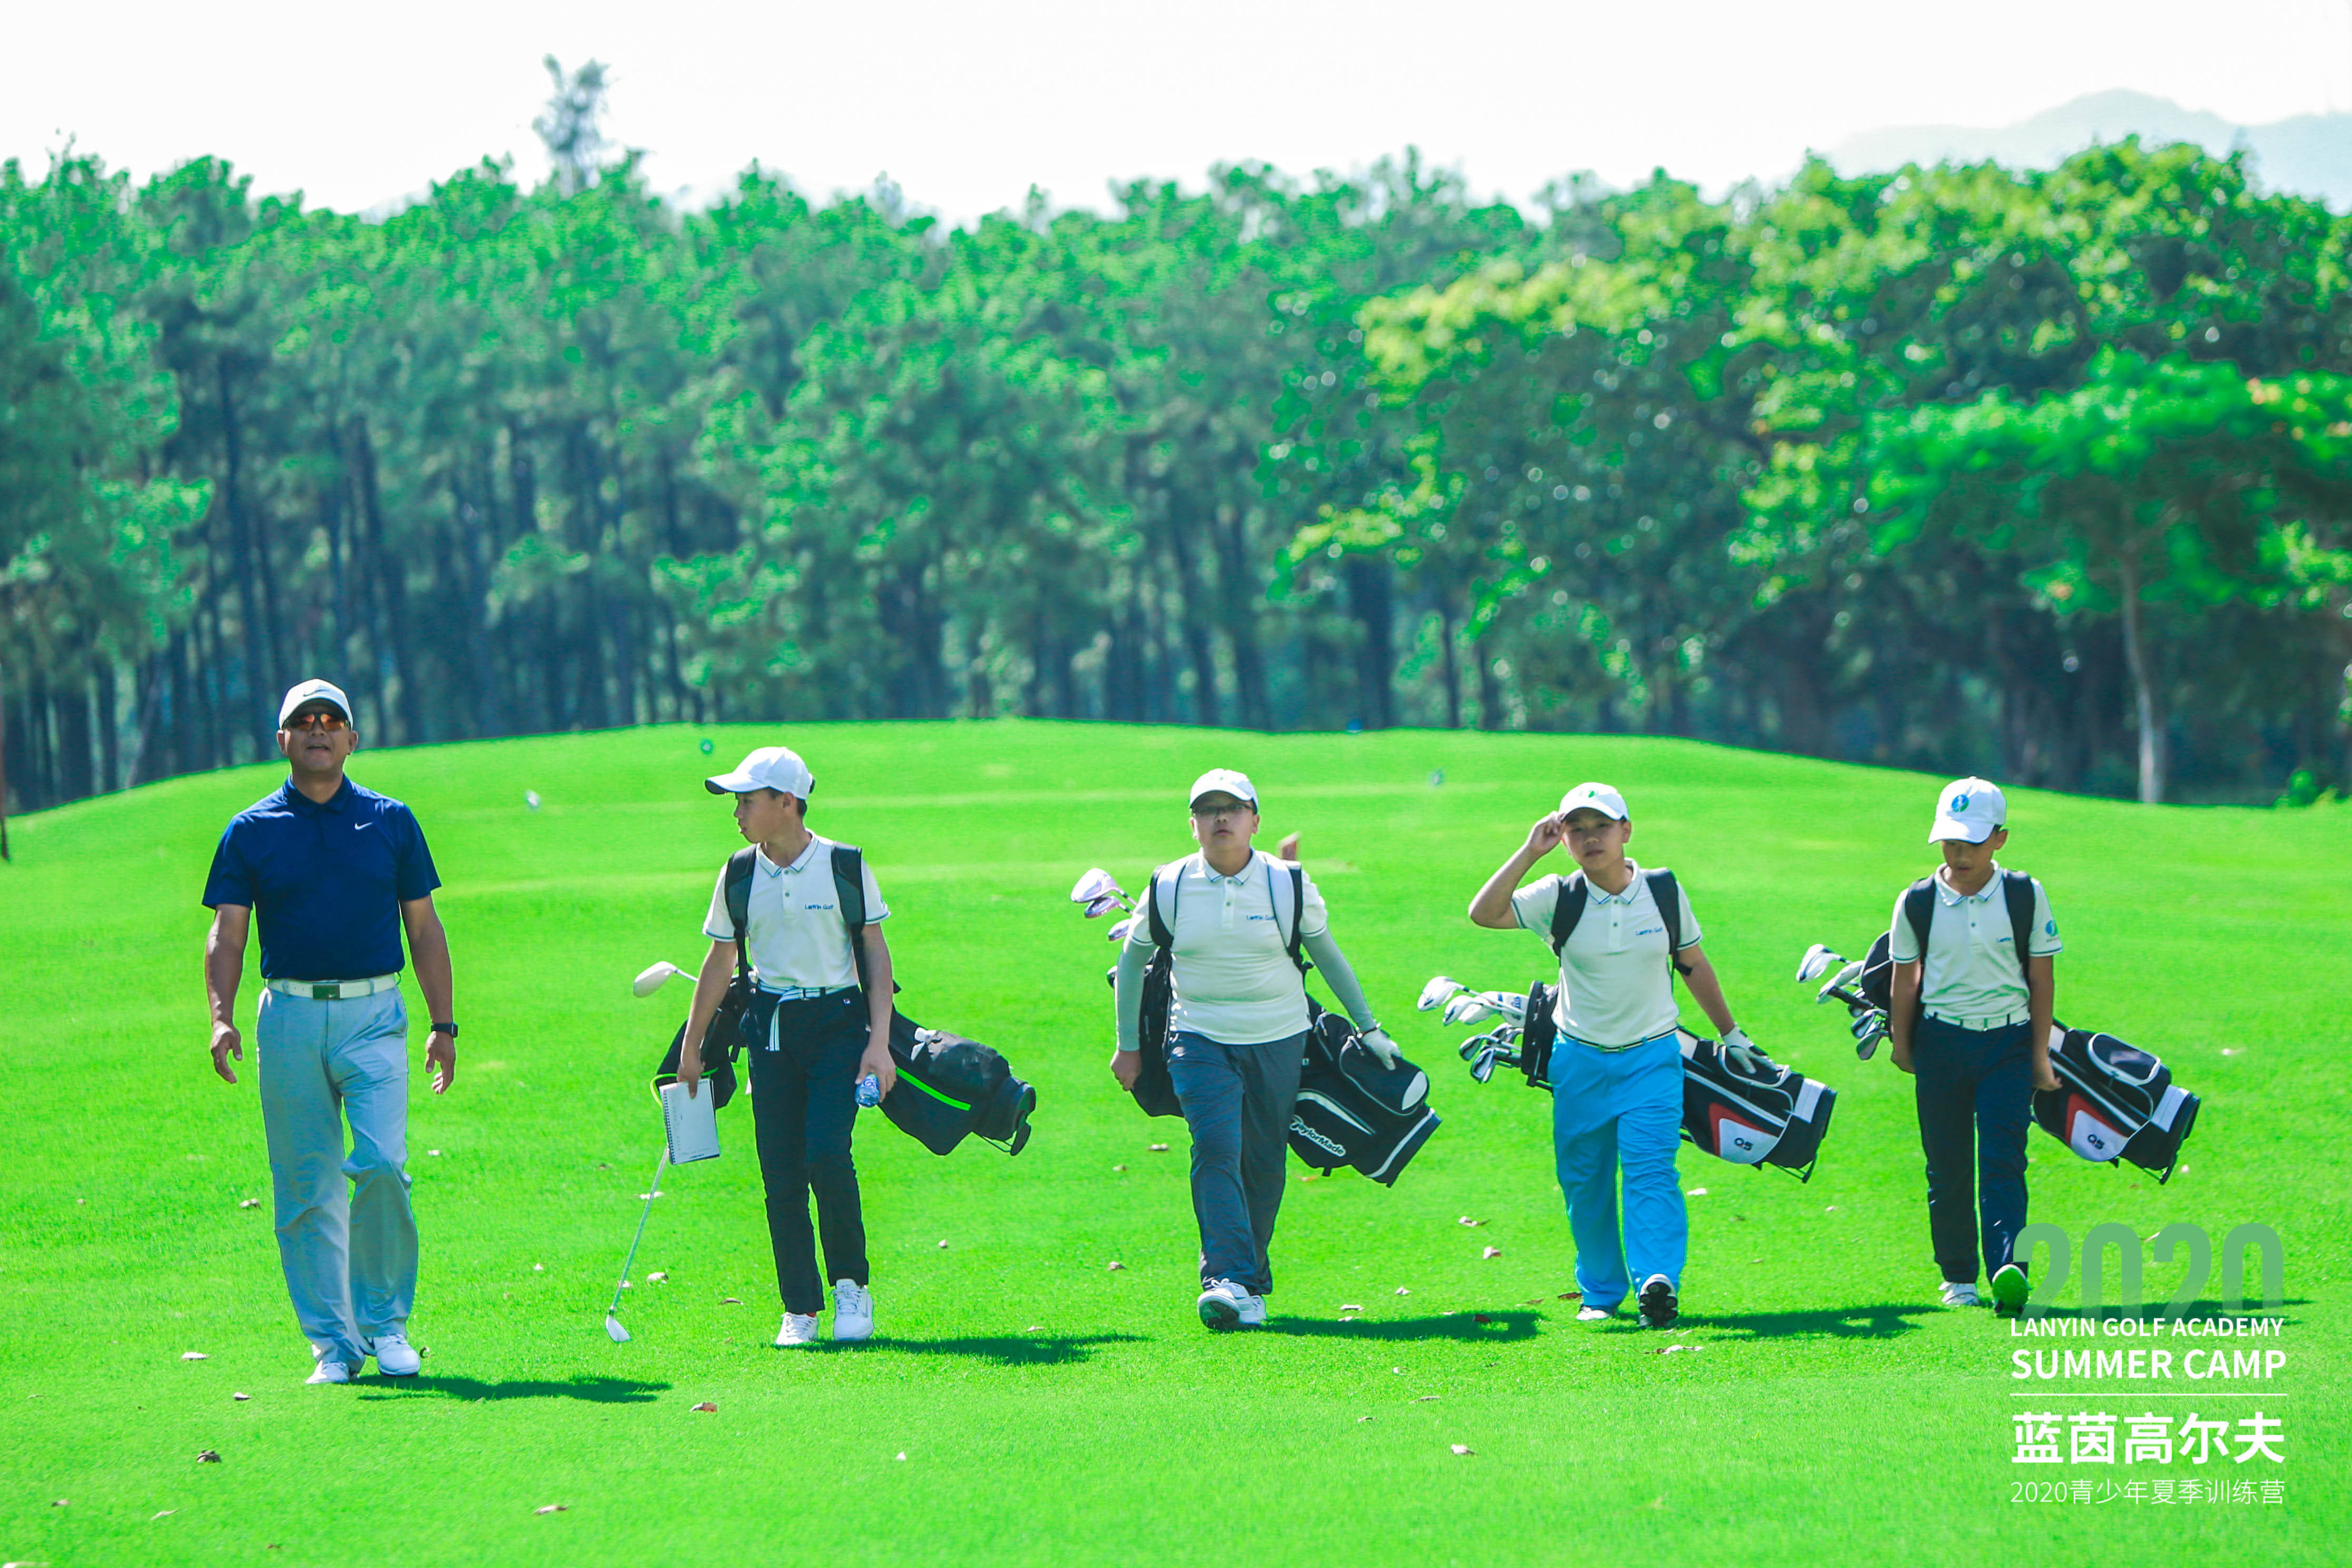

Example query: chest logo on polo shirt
[1635,924,1663,938]
[803,901,836,912]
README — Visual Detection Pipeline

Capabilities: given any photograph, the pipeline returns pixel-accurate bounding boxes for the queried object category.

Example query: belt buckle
[311,983,340,1001]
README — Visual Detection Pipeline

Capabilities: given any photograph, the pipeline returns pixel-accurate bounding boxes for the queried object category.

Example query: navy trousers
[749,990,871,1315]
[1911,1015,2032,1285]
[1168,1030,1306,1297]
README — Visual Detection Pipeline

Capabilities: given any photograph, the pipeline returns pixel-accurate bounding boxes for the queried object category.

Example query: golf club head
[1816,959,1866,1003]
[1852,1011,1887,1060]
[1794,943,1844,984]
[1070,867,1121,904]
[1106,918,1136,943]
[1488,991,1529,1023]
[1418,976,1465,1012]
[1081,895,1125,919]
[632,961,687,998]
[1468,1047,1499,1083]
[605,1314,631,1343]
[1442,993,1497,1026]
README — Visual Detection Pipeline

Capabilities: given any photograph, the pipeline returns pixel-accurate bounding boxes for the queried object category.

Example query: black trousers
[1912,1014,2032,1286]
[749,990,870,1316]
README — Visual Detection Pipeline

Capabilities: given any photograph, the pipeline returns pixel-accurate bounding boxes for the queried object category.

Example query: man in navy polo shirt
[202,678,459,1386]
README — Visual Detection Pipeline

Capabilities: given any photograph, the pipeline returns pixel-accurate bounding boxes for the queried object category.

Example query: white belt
[1926,1008,2029,1031]
[267,974,400,1001]
[760,983,853,1002]
[1565,1029,1679,1055]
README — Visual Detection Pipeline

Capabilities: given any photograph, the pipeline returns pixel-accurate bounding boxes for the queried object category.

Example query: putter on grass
[632,961,689,998]
[604,1146,670,1343]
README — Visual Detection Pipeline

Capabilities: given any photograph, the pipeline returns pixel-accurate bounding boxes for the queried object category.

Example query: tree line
[4,84,2349,842]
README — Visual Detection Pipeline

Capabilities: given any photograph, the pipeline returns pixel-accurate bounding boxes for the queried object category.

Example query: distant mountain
[1827,89,2352,207]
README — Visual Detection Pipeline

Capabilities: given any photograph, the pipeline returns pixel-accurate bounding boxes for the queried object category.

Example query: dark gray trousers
[1168,1029,1306,1297]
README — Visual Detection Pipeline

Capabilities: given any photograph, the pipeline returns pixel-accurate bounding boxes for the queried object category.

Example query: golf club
[633,960,690,998]
[603,1146,670,1343]
[1794,943,1843,984]
[1442,993,1499,1025]
[1418,976,1465,1012]
[1082,894,1127,919]
[1070,867,1123,905]
[1105,917,1136,943]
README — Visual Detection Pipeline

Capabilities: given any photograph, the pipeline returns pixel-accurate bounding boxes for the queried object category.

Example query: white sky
[4,0,2346,220]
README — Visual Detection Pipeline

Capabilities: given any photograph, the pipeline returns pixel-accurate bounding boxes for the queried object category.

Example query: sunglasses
[284,712,350,733]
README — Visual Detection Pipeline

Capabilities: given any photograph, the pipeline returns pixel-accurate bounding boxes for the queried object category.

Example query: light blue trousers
[255,987,417,1368]
[1551,1033,1687,1310]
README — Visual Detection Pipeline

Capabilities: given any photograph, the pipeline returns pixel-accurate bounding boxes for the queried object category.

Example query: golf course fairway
[2,721,2343,1564]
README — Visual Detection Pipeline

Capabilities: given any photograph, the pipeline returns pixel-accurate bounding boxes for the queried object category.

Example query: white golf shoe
[1940,1280,1982,1308]
[365,1332,421,1376]
[1196,1278,1265,1330]
[1575,1304,1617,1323]
[305,1359,352,1385]
[832,1280,874,1342]
[774,1312,821,1348]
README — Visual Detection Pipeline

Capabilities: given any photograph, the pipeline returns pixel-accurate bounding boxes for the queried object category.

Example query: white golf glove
[1360,1028,1403,1069]
[1721,1028,1766,1073]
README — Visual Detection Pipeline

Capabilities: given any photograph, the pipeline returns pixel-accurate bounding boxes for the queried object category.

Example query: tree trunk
[1437,600,1463,729]
[1344,556,1394,729]
[0,664,12,859]
[2117,555,2166,804]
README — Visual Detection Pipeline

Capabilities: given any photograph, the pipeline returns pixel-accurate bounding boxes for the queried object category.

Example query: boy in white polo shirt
[676,745,897,1348]
[1887,777,2062,1317]
[1110,770,1399,1330]
[1469,782,1756,1329]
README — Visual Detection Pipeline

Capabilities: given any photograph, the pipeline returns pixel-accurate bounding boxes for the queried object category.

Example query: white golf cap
[278,678,352,727]
[1558,781,1629,821]
[1930,777,2006,843]
[704,745,816,798]
[1188,768,1258,807]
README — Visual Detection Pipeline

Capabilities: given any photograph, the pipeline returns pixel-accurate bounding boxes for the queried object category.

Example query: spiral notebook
[658,1080,722,1165]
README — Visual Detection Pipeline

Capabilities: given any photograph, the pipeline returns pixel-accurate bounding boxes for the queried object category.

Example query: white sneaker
[1196,1278,1265,1330]
[1940,1280,1982,1308]
[305,1359,352,1385]
[365,1332,421,1376]
[831,1279,874,1342]
[774,1312,821,1348]
[1576,1305,1617,1322]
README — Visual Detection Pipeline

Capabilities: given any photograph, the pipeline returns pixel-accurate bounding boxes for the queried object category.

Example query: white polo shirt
[1124,850,1328,1046]
[702,833,889,990]
[1888,863,2060,1024]
[1510,861,1701,1048]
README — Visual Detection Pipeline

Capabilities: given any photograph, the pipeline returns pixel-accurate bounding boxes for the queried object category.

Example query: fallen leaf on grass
[1457,1217,1484,1227]
[1106,1260,1126,1271]
[646,1271,667,1283]
[894,1452,907,1461]
[1472,1314,1493,1325]
[1450,1444,1474,1456]
[1415,1395,1441,1403]
[1024,1325,1045,1333]
[1112,1164,1129,1172]
[1339,1303,1364,1313]
[181,1352,209,1361]
[2220,1048,2239,1057]
[1358,1415,1374,1423]
[691,1402,717,1413]
[1391,1367,1406,1375]
[238,1198,261,1209]
[1558,1291,1581,1301]
[1148,1143,1170,1152]
[1824,1205,1838,1212]
[153,1509,178,1520]
[232,1393,250,1402]
[1482,1246,1502,1259]
[532,1264,544,1272]
[720,1297,742,1305]
[427,1149,442,1157]
[1394,1286,1411,1296]
[54,1497,70,1505]
[534,1504,568,1515]
[1686,1188,1708,1197]
[195,1450,221,1463]
[937,1240,949,1249]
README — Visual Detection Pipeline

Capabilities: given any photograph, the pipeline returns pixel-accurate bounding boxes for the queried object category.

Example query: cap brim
[705,773,760,795]
[1928,817,1993,844]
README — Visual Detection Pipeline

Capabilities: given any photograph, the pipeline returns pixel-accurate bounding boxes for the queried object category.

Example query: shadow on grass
[1696,1304,1938,1341]
[1266,1311,1542,1342]
[847,1333,1144,1366]
[357,1374,670,1404]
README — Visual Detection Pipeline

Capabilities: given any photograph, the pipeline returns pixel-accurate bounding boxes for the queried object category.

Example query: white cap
[1558,781,1629,821]
[705,745,816,799]
[1188,768,1258,808]
[1930,777,2006,843]
[278,678,352,728]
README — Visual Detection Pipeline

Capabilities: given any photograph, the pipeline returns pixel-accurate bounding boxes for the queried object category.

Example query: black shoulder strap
[1646,867,1692,978]
[2001,869,2035,979]
[1146,861,1179,950]
[1902,878,1937,961]
[1547,872,1589,956]
[830,842,878,995]
[1281,862,1310,975]
[723,847,757,983]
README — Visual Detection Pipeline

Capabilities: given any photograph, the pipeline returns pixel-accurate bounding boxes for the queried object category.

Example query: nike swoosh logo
[355,822,373,832]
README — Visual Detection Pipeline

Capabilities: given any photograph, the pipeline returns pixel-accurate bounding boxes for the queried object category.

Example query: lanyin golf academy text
[2010,1316,2286,1380]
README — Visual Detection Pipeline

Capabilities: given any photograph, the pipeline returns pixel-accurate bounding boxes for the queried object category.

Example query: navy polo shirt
[201,777,441,981]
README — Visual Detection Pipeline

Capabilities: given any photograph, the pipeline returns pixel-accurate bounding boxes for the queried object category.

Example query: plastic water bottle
[855,1072,882,1108]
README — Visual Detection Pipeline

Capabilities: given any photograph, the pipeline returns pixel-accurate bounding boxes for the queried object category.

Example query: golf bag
[1288,1003,1442,1186]
[881,1014,1038,1156]
[2032,1026,2199,1183]
[1460,981,1836,1180]
[648,847,772,1110]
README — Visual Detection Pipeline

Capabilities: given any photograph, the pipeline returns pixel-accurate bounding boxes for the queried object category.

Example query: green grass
[2,721,2345,1564]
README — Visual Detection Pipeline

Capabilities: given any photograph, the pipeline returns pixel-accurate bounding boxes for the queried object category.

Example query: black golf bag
[1288,1004,1442,1186]
[2032,1026,2199,1183]
[882,1014,1038,1157]
[1480,981,1835,1181]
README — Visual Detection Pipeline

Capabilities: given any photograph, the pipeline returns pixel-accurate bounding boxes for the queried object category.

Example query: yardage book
[658,1080,721,1165]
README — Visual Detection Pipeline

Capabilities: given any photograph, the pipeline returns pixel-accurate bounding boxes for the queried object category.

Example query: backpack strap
[830,843,873,994]
[1547,872,1589,956]
[1645,867,1694,978]
[1145,859,1182,950]
[2000,869,2036,982]
[1278,861,1310,975]
[723,847,757,987]
[1902,878,1937,963]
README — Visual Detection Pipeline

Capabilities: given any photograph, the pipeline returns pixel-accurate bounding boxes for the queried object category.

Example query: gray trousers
[255,987,417,1368]
[1168,1030,1306,1297]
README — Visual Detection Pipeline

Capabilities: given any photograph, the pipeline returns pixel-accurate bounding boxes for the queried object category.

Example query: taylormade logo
[1290,1117,1346,1158]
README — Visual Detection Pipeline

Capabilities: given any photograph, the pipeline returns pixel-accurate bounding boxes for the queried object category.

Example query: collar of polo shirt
[1200,849,1262,884]
[1935,861,2004,904]
[758,835,824,876]
[278,777,354,814]
[1586,859,1645,903]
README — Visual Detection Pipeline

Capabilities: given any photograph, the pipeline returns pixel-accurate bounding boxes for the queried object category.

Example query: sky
[3,0,2346,220]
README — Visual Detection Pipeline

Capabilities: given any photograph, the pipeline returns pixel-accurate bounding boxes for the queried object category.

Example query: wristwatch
[430,1021,459,1039]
